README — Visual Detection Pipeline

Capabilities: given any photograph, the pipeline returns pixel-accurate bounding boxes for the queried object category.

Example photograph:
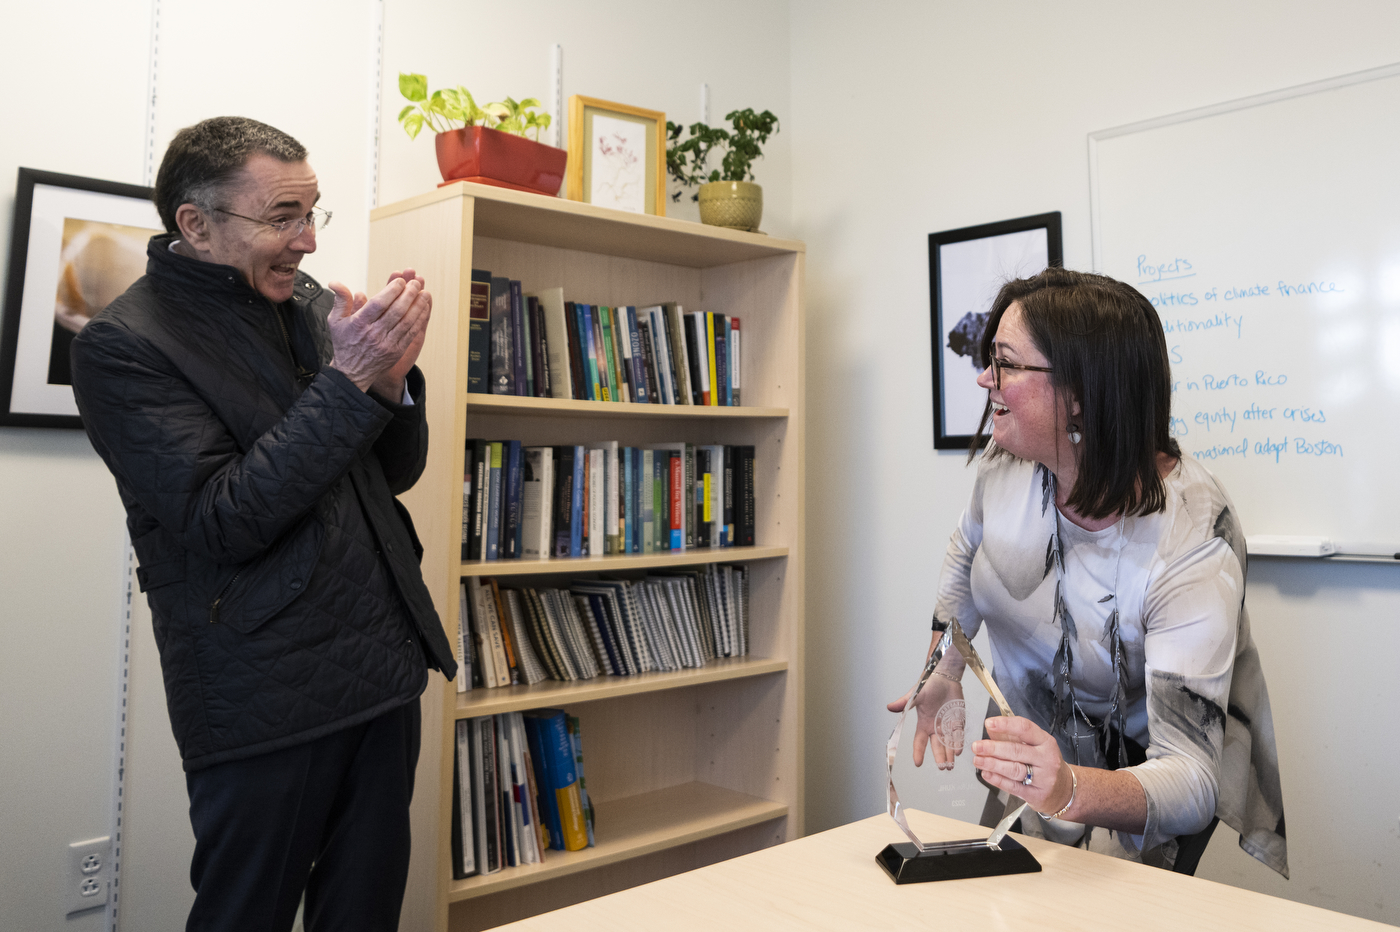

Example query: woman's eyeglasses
[987,355,1053,389]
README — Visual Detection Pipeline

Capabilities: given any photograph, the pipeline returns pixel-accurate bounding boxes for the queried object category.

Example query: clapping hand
[327,268,432,399]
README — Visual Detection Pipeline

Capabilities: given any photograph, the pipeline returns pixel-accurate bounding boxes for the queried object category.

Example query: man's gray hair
[153,116,307,233]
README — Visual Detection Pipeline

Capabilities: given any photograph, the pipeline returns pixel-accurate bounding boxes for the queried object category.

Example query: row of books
[451,709,595,878]
[462,440,756,561]
[455,565,750,693]
[466,271,744,406]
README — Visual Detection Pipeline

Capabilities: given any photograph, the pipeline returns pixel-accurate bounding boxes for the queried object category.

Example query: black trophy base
[876,836,1041,884]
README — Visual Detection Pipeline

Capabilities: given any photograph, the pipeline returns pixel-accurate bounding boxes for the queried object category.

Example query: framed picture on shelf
[566,95,666,216]
[0,167,161,428]
[928,211,1062,450]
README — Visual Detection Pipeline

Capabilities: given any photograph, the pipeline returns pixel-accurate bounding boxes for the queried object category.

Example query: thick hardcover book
[467,269,492,394]
[461,445,474,562]
[510,281,529,397]
[563,301,586,400]
[615,307,635,402]
[685,312,709,405]
[623,307,649,403]
[669,451,684,550]
[454,719,477,876]
[489,277,514,395]
[722,445,734,545]
[640,449,655,554]
[502,440,524,559]
[665,303,693,405]
[598,307,621,403]
[476,716,502,873]
[729,317,741,406]
[713,312,729,406]
[536,287,570,399]
[487,578,521,685]
[569,445,585,557]
[737,445,755,546]
[485,442,504,561]
[521,446,554,559]
[579,304,602,401]
[528,296,550,398]
[704,312,719,406]
[553,446,574,557]
[638,321,661,405]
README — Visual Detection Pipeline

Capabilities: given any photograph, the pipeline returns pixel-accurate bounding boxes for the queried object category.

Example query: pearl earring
[1067,424,1082,444]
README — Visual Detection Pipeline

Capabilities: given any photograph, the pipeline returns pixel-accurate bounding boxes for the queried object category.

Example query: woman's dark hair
[153,116,307,233]
[970,267,1181,519]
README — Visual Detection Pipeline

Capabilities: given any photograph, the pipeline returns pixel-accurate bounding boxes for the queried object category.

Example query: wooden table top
[492,809,1388,931]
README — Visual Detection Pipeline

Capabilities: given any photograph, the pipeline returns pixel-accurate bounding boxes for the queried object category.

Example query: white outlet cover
[64,837,111,916]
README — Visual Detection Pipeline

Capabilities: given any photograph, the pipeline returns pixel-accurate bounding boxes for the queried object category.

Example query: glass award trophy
[877,618,1042,883]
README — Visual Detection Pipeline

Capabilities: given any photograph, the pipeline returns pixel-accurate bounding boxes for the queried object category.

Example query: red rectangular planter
[434,126,567,196]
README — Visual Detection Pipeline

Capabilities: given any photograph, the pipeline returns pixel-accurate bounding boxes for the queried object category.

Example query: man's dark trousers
[184,700,421,932]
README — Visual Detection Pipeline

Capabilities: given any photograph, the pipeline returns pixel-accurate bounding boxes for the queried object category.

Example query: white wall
[0,1,791,929]
[791,1,1400,924]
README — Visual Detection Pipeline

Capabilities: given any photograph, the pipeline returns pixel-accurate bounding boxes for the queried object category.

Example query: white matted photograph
[566,95,666,216]
[928,212,1062,449]
[0,168,161,427]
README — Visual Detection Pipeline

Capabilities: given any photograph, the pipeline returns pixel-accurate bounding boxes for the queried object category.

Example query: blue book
[485,442,503,560]
[621,447,634,554]
[713,312,730,406]
[569,444,585,557]
[522,714,564,850]
[502,440,523,559]
[579,304,600,401]
[521,709,587,851]
[624,307,649,403]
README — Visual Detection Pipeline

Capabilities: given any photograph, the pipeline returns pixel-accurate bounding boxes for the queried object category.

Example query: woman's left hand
[972,715,1072,815]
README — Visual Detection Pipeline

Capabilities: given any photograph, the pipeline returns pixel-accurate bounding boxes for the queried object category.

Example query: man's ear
[175,203,212,250]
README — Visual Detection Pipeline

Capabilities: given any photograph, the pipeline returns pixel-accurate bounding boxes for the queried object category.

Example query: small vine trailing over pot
[396,73,552,141]
[666,108,780,202]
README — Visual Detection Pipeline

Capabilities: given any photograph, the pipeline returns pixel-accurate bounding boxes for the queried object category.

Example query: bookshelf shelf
[369,180,804,932]
[465,393,788,420]
[459,545,789,577]
[446,782,787,901]
[453,657,788,718]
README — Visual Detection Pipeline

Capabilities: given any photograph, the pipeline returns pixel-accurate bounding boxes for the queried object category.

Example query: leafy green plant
[397,73,552,142]
[666,108,780,202]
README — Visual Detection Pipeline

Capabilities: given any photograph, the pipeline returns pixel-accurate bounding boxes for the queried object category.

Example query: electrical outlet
[63,836,111,916]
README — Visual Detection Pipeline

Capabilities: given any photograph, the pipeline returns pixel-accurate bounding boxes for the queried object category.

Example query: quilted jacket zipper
[273,301,317,383]
[209,568,244,623]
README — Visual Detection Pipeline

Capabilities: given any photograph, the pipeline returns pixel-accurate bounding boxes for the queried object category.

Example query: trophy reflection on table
[879,618,1042,884]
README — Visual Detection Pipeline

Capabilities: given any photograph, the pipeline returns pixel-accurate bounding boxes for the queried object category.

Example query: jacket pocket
[208,514,326,634]
[392,497,425,563]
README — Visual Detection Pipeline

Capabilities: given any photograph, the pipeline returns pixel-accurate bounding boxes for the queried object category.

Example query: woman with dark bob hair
[890,267,1288,876]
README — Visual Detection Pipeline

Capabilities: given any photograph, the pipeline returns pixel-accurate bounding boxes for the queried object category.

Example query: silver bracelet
[932,669,960,683]
[1037,765,1077,820]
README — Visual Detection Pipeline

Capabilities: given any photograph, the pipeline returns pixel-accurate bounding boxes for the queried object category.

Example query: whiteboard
[1090,63,1400,551]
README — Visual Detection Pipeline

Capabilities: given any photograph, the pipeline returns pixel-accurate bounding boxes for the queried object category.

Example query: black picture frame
[929,212,1062,450]
[1,167,159,428]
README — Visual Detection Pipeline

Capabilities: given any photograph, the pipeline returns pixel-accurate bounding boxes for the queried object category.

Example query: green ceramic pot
[697,180,763,232]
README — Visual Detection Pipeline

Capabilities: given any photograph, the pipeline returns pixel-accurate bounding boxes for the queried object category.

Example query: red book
[669,451,684,550]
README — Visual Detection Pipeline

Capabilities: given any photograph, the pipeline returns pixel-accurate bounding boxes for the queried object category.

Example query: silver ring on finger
[1022,764,1034,786]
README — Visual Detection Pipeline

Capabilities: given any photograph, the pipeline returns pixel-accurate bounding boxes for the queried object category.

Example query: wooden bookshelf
[369,181,804,932]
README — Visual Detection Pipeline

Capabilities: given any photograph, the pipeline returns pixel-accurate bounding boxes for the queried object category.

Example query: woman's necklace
[1042,466,1130,769]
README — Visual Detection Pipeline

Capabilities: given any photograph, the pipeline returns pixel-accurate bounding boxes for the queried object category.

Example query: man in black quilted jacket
[70,116,457,932]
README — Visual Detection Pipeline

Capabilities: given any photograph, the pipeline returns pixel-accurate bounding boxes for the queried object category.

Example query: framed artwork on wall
[929,211,1062,450]
[0,167,161,428]
[566,95,666,216]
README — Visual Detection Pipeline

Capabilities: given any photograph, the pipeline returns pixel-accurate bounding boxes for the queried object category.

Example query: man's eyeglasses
[213,206,332,238]
[987,355,1053,389]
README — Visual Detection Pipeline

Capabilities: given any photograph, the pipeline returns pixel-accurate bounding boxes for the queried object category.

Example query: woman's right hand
[887,673,965,770]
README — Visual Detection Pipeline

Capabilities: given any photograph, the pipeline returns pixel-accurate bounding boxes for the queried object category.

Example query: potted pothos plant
[666,109,780,232]
[398,73,567,195]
